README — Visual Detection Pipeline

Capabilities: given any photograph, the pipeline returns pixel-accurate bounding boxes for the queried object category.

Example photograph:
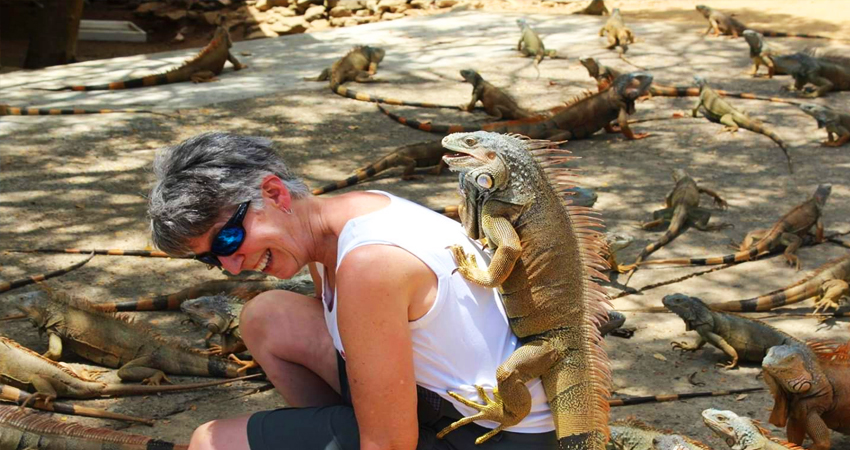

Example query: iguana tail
[710,278,820,312]
[623,205,689,284]
[1,383,154,425]
[647,84,799,105]
[755,29,831,39]
[4,248,180,258]
[377,104,482,134]
[101,373,262,397]
[0,105,159,115]
[312,155,400,195]
[378,105,553,135]
[331,85,469,109]
[736,120,793,172]
[637,230,779,267]
[608,387,763,406]
[33,73,180,91]
[0,253,94,293]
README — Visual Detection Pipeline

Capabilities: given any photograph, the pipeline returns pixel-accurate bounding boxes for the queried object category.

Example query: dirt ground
[1,0,850,448]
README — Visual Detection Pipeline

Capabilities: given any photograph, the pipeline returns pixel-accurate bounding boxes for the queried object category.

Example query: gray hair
[148,132,309,255]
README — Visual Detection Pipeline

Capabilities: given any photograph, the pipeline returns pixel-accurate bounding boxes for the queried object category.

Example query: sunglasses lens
[211,226,245,256]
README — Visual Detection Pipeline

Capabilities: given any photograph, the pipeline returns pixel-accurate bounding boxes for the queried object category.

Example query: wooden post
[24,0,85,68]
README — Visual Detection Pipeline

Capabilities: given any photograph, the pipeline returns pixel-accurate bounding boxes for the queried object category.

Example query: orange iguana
[696,5,831,39]
[436,132,611,448]
[35,25,246,91]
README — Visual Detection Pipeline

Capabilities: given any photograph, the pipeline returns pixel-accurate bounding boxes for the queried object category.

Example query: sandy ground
[1,1,850,448]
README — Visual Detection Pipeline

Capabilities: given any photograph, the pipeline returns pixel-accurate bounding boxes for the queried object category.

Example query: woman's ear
[261,175,292,212]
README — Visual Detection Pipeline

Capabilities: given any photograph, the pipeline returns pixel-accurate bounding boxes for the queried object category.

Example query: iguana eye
[464,137,477,146]
[476,174,494,189]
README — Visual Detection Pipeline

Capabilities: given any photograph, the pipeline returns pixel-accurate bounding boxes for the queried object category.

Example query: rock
[269,16,309,34]
[409,0,432,8]
[303,5,326,20]
[255,0,290,11]
[338,0,364,9]
[270,5,297,16]
[343,17,359,26]
[135,1,165,14]
[201,11,221,24]
[376,0,406,12]
[329,17,349,26]
[160,9,188,20]
[354,8,369,15]
[435,0,455,6]
[351,14,375,23]
[324,0,339,8]
[381,11,404,19]
[246,23,280,38]
[309,18,331,29]
[295,0,312,12]
[329,5,352,17]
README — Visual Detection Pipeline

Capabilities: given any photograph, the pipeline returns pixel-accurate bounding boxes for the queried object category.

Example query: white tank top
[319,191,554,433]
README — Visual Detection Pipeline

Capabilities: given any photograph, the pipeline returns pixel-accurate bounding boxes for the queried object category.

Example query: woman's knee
[239,290,329,362]
[188,416,252,450]
[188,420,216,450]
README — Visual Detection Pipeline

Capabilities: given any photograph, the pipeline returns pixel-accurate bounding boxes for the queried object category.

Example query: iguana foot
[784,254,801,271]
[671,341,700,352]
[823,140,845,147]
[438,386,514,444]
[447,245,492,286]
[20,393,56,409]
[234,64,248,71]
[142,373,172,386]
[229,354,261,374]
[202,345,225,356]
[716,359,738,370]
[190,70,220,83]
[813,298,841,314]
[627,132,651,140]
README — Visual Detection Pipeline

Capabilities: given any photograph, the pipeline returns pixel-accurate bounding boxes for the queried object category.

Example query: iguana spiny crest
[763,345,822,395]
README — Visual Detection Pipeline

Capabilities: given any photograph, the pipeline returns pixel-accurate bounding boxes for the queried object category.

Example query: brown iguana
[458,69,536,120]
[4,248,185,258]
[633,184,831,271]
[599,8,635,53]
[379,72,654,141]
[1,382,154,425]
[0,104,162,116]
[743,30,791,78]
[621,168,731,284]
[692,76,793,172]
[609,387,763,407]
[435,131,611,448]
[311,141,447,195]
[0,252,94,294]
[0,404,188,449]
[573,0,609,16]
[798,103,850,147]
[762,342,850,450]
[516,18,558,77]
[304,45,395,101]
[662,293,805,369]
[609,418,711,450]
[14,290,257,382]
[696,5,831,39]
[35,25,245,91]
[605,232,634,273]
[782,52,850,98]
[181,294,246,356]
[702,408,807,450]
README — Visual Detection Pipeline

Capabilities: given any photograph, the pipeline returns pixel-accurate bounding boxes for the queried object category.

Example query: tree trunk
[24,0,85,69]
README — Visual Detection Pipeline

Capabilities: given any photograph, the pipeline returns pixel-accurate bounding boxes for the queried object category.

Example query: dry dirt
[1,1,850,448]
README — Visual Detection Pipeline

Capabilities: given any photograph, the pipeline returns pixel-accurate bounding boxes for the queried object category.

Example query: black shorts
[247,353,557,450]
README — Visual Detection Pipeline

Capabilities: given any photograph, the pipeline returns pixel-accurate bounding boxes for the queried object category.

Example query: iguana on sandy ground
[609,418,711,450]
[4,248,182,257]
[1,382,153,425]
[695,5,831,39]
[458,69,535,119]
[14,290,256,382]
[662,293,804,369]
[635,184,830,270]
[609,387,763,407]
[780,52,850,98]
[0,404,188,449]
[743,30,791,78]
[605,232,634,273]
[516,19,558,77]
[692,76,793,172]
[798,103,850,147]
[762,342,850,450]
[305,45,400,103]
[573,0,608,16]
[621,168,731,284]
[311,141,447,195]
[181,294,245,356]
[702,408,806,450]
[36,26,245,91]
[379,72,654,141]
[0,252,93,293]
[0,104,163,116]
[436,132,611,448]
[599,9,635,53]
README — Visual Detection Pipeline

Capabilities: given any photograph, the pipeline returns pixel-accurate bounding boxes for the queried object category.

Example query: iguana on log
[702,409,804,450]
[435,131,611,448]
[516,18,558,77]
[0,404,188,449]
[609,418,711,450]
[4,248,186,258]
[35,25,245,91]
[573,0,608,16]
[798,103,850,147]
[609,387,763,407]
[311,141,447,195]
[599,8,635,53]
[0,104,162,116]
[621,168,730,284]
[14,290,256,382]
[662,293,804,369]
[692,76,792,172]
[458,69,535,119]
[1,382,154,425]
[379,72,654,141]
[695,5,831,39]
[762,342,850,450]
[783,52,850,98]
[634,184,831,270]
[0,252,94,293]
[743,30,791,78]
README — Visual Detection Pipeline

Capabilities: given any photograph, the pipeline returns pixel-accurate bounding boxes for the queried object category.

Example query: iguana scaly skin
[1,382,154,425]
[609,419,710,450]
[604,232,634,273]
[652,434,704,450]
[662,294,804,369]
[379,72,653,141]
[14,291,256,382]
[599,9,635,53]
[4,248,183,258]
[0,104,161,116]
[762,342,850,450]
[702,408,806,450]
[305,46,394,101]
[36,26,245,91]
[0,253,94,293]
[573,0,609,16]
[459,69,535,120]
[782,52,850,98]
[0,404,188,449]
[609,387,764,407]
[436,132,611,448]
[692,76,792,172]
[181,294,245,356]
[516,19,558,77]
[311,141,447,195]
[636,184,830,270]
[743,30,790,78]
[695,5,831,39]
[798,103,850,147]
[710,253,850,313]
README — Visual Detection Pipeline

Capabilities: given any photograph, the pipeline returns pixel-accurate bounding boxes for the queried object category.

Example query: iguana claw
[202,345,224,356]
[142,373,172,386]
[229,354,261,374]
[437,386,512,445]
[671,341,699,352]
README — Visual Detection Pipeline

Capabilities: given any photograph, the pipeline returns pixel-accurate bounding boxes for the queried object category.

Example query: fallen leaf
[653,353,667,361]
[735,394,748,401]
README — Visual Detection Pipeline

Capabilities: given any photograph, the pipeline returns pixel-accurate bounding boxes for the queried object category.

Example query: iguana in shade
[181,294,246,356]
[379,72,654,141]
[458,69,536,120]
[311,141,447,195]
[435,131,611,448]
[632,184,831,271]
[1,382,154,425]
[0,104,163,116]
[695,5,831,39]
[305,45,399,102]
[0,252,93,293]
[599,8,635,53]
[609,418,711,450]
[798,103,850,147]
[762,342,850,450]
[702,408,806,450]
[35,25,245,91]
[743,30,791,78]
[516,18,558,77]
[691,76,792,172]
[0,404,188,449]
[573,0,608,16]
[782,52,850,98]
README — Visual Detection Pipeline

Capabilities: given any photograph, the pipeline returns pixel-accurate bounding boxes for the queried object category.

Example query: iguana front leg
[367,62,379,75]
[698,187,728,209]
[719,114,740,132]
[824,129,850,147]
[800,77,833,98]
[618,107,649,139]
[802,411,832,450]
[701,331,740,369]
[43,333,63,361]
[227,51,247,70]
[690,208,732,232]
[117,356,172,385]
[671,335,706,352]
[449,214,521,288]
[691,98,704,118]
[778,233,804,270]
[813,279,849,313]
[461,86,483,112]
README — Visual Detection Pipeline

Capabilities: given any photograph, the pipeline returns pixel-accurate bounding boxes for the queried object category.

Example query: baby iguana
[762,343,850,450]
[181,294,245,356]
[635,184,831,271]
[459,69,535,120]
[798,103,850,147]
[695,5,830,39]
[782,52,850,98]
[662,294,804,369]
[702,408,805,450]
[35,25,245,91]
[573,0,609,16]
[743,30,792,78]
[621,168,730,284]
[0,104,162,116]
[0,252,94,294]
[692,76,792,172]
[609,418,710,450]
[599,9,635,54]
[516,19,558,77]
[436,132,611,448]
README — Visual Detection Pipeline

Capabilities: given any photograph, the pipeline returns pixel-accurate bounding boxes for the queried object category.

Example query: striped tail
[1,106,158,115]
[608,387,763,406]
[33,74,174,91]
[647,84,799,105]
[0,253,94,293]
[637,234,776,267]
[332,85,470,109]
[710,278,820,312]
[756,29,831,39]
[0,383,154,425]
[312,162,390,195]
[738,122,793,172]
[377,104,482,134]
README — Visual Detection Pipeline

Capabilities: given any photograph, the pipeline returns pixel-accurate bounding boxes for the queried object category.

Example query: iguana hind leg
[117,356,172,385]
[190,70,219,83]
[739,228,769,251]
[672,336,706,352]
[719,114,740,132]
[813,279,849,313]
[690,208,731,232]
[778,232,804,270]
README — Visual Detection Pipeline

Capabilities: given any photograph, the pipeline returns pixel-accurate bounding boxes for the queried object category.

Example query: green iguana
[458,69,535,120]
[14,290,257,382]
[743,30,791,78]
[311,141,447,195]
[762,342,850,450]
[634,184,831,271]
[609,418,710,450]
[379,72,654,141]
[573,0,609,16]
[782,52,850,98]
[605,231,634,273]
[652,434,705,450]
[702,408,806,450]
[516,18,558,77]
[1,382,153,425]
[0,404,188,449]
[435,131,611,448]
[695,5,831,39]
[662,293,804,369]
[181,294,245,356]
[599,8,635,53]
[0,104,162,116]
[0,252,94,294]
[798,103,850,147]
[692,76,792,172]
[35,25,245,91]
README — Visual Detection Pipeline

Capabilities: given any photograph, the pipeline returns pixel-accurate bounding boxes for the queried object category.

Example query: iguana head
[516,18,529,29]
[181,294,238,335]
[613,72,653,100]
[662,294,714,331]
[670,168,689,183]
[362,46,386,64]
[701,409,767,450]
[763,345,818,394]
[213,25,233,48]
[15,291,58,336]
[692,75,708,89]
[605,232,634,253]
[460,69,482,85]
[695,5,711,17]
[798,103,836,129]
[651,435,690,450]
[813,183,832,206]
[579,56,600,78]
[742,30,764,56]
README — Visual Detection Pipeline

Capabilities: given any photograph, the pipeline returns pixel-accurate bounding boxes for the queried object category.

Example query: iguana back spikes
[0,252,93,293]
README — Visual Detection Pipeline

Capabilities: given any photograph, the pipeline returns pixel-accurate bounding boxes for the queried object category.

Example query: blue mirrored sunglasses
[195,201,251,268]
